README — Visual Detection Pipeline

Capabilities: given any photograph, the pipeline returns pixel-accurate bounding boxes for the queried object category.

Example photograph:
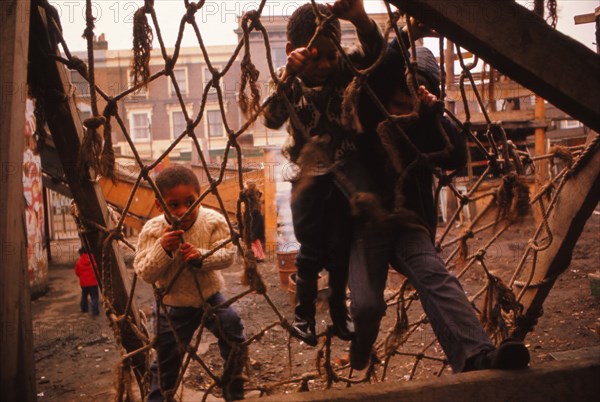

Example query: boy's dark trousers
[147,292,246,401]
[349,227,494,372]
[80,285,100,316]
[291,173,353,339]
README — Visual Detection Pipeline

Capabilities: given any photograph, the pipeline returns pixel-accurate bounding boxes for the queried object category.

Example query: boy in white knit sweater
[134,165,245,401]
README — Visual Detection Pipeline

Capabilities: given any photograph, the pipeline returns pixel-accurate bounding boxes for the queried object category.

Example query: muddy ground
[33,211,600,401]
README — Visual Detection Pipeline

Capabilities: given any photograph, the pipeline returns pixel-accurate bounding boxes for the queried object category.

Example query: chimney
[93,33,108,50]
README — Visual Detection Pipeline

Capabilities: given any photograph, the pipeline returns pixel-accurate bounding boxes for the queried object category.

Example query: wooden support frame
[389,0,600,132]
[0,1,36,399]
[28,4,147,389]
[512,134,600,340]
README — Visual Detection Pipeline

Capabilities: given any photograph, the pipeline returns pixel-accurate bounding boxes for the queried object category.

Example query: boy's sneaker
[464,340,530,371]
[290,316,318,346]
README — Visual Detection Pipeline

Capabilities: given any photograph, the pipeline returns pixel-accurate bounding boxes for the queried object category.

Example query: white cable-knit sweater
[134,206,235,307]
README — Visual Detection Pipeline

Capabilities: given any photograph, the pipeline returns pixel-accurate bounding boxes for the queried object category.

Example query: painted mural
[23,98,48,295]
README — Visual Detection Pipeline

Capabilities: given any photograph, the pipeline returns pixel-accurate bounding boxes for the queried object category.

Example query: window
[129,111,151,141]
[169,68,188,96]
[171,110,187,138]
[558,119,582,129]
[272,45,287,69]
[206,110,224,138]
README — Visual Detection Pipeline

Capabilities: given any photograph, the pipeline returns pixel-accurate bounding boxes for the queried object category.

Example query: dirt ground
[33,211,600,401]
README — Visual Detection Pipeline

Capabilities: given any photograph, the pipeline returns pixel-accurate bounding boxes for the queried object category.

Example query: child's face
[299,36,339,86]
[156,184,199,230]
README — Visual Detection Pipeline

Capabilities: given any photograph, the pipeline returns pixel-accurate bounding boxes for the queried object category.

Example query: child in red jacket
[75,247,100,316]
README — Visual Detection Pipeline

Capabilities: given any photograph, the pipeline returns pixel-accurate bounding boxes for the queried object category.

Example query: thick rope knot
[241,250,267,294]
[78,115,105,178]
[238,12,262,117]
[495,173,530,223]
[549,145,574,167]
[164,57,175,76]
[185,2,198,22]
[341,75,365,132]
[83,115,106,129]
[142,0,154,13]
[132,7,153,88]
[68,56,89,78]
[481,272,522,343]
[101,102,117,181]
[242,9,262,29]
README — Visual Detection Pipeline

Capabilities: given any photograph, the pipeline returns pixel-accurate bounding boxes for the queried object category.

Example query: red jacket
[75,253,98,287]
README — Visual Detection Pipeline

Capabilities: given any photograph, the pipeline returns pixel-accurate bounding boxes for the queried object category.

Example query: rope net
[33,0,597,400]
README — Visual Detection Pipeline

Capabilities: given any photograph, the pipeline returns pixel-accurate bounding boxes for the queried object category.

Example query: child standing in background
[74,247,100,317]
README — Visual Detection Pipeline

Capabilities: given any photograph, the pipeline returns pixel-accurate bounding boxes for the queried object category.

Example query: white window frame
[271,45,287,69]
[205,109,225,138]
[169,67,188,97]
[167,105,193,139]
[128,69,149,98]
[128,110,152,142]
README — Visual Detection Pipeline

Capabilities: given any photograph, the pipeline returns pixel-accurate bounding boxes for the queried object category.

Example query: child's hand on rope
[160,228,183,253]
[328,0,372,34]
[180,242,202,267]
[283,47,318,79]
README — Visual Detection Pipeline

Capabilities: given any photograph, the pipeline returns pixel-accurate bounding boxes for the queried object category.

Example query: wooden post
[29,4,146,389]
[0,0,37,400]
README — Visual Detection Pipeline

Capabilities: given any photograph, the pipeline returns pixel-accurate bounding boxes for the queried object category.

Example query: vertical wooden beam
[0,0,36,400]
[28,4,146,389]
[389,0,600,132]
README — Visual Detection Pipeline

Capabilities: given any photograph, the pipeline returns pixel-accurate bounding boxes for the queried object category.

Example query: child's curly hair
[155,165,200,195]
[286,3,341,49]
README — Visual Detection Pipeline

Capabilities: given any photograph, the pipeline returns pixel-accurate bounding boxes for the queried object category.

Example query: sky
[51,0,598,52]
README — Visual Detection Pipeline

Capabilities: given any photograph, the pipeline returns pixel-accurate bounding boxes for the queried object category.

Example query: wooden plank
[389,0,600,132]
[29,5,147,388]
[0,1,36,399]
[512,133,600,340]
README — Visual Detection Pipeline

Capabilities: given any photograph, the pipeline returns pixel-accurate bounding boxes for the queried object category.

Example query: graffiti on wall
[23,98,48,294]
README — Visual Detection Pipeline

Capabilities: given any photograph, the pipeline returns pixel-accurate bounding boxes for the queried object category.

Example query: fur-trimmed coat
[134,207,235,307]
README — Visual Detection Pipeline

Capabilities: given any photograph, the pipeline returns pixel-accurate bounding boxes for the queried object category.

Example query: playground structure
[1,0,599,400]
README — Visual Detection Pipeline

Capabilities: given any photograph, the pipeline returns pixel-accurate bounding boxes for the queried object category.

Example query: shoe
[331,311,355,341]
[290,316,318,346]
[349,340,371,370]
[464,340,530,371]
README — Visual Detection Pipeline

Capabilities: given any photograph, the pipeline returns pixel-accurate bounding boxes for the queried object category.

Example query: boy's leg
[80,287,89,313]
[348,231,393,369]
[290,176,330,346]
[148,306,203,402]
[389,228,496,372]
[326,183,354,341]
[204,292,246,401]
[89,286,100,316]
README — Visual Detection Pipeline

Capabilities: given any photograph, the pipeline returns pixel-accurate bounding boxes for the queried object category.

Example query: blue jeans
[80,286,99,316]
[349,227,494,372]
[148,292,246,401]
